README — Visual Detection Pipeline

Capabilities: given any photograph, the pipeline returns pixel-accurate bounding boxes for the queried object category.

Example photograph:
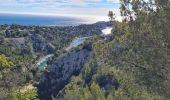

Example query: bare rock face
[38,48,92,100]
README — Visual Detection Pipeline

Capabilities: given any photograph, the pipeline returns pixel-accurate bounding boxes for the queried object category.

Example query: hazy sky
[0,0,121,21]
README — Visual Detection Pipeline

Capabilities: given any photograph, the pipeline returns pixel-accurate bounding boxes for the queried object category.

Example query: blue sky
[0,0,120,21]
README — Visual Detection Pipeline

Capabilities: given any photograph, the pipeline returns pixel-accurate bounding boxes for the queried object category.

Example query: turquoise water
[38,60,47,70]
[66,37,92,51]
[72,38,85,47]
[71,37,91,47]
[37,54,54,70]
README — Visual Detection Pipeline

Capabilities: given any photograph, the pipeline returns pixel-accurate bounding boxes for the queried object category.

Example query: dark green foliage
[0,2,169,99]
[108,11,115,21]
[0,25,75,99]
[62,1,170,100]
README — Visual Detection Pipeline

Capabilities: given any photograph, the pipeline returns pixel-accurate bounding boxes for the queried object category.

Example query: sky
[0,0,121,21]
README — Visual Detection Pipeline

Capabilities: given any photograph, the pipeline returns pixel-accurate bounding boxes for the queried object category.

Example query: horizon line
[0,12,122,22]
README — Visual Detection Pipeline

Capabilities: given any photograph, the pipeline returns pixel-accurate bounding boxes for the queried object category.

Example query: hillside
[58,1,170,100]
[0,22,111,99]
[0,0,170,100]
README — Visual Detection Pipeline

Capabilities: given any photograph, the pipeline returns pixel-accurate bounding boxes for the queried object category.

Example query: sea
[0,13,92,26]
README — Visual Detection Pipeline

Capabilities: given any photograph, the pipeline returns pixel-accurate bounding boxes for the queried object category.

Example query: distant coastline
[0,13,99,26]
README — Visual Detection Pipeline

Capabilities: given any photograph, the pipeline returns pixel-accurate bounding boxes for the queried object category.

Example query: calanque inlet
[0,1,170,99]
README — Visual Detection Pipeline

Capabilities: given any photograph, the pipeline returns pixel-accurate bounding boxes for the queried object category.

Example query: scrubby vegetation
[59,0,170,100]
[0,0,169,99]
[0,22,110,99]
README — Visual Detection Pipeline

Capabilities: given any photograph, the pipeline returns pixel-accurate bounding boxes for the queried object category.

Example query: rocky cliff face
[38,47,92,100]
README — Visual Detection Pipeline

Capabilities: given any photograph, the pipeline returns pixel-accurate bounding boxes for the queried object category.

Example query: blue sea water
[39,60,47,70]
[0,13,89,26]
[37,54,54,70]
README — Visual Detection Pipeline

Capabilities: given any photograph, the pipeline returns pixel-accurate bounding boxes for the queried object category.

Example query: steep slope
[38,45,92,100]
[0,22,111,99]
[58,29,169,100]
[57,1,170,99]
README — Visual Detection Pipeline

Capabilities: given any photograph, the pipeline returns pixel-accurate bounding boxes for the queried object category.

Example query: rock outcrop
[38,47,92,100]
